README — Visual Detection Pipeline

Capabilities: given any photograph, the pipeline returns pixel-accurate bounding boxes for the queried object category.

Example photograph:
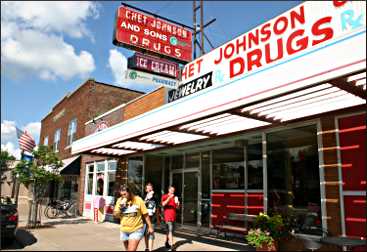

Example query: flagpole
[14,150,23,207]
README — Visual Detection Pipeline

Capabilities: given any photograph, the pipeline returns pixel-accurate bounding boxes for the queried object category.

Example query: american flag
[16,127,36,153]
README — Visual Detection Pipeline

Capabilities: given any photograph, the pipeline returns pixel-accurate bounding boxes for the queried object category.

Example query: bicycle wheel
[66,202,77,217]
[45,206,59,219]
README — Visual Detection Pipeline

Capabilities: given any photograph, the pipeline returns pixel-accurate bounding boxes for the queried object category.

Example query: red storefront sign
[113,6,193,63]
[128,53,180,79]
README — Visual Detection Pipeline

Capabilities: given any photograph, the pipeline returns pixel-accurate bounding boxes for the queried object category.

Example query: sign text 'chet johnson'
[113,6,193,63]
[168,72,212,103]
[128,53,179,79]
[181,0,365,83]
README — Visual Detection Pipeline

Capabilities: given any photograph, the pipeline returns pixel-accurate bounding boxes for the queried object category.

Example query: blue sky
[1,1,301,158]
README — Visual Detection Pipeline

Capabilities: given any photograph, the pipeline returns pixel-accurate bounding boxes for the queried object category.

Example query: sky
[1,0,302,159]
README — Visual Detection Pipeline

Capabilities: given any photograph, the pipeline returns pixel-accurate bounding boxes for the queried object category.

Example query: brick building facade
[39,79,144,206]
[40,79,144,159]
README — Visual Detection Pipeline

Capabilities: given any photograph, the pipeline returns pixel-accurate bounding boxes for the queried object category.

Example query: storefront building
[39,79,144,209]
[72,0,366,248]
[80,87,169,220]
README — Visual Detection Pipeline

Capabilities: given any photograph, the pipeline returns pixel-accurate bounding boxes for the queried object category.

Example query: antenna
[193,0,216,59]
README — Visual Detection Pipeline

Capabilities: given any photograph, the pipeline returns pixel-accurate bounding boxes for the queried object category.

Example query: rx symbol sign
[340,9,364,31]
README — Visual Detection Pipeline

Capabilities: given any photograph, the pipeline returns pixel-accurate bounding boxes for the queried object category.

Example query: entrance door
[183,171,199,226]
[170,169,199,227]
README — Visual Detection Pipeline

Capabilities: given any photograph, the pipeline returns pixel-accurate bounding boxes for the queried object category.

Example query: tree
[0,150,16,200]
[12,145,62,228]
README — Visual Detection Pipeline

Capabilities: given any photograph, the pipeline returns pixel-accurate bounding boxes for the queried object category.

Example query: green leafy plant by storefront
[246,228,276,251]
[246,212,289,251]
[12,145,62,228]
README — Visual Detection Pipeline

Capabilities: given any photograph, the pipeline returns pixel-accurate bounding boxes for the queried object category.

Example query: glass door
[170,169,199,227]
[183,171,199,226]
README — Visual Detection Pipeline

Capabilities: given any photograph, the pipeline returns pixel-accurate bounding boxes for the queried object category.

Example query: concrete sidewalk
[3,218,253,251]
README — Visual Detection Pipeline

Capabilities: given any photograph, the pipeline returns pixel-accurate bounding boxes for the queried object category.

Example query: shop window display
[267,125,322,235]
[128,156,144,196]
[212,147,244,190]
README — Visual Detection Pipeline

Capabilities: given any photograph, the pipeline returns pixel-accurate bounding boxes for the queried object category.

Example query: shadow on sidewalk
[155,228,255,251]
[1,228,37,250]
[154,239,193,251]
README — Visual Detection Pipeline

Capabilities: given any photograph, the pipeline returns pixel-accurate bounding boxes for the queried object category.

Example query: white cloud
[1,1,98,80]
[1,1,99,39]
[1,142,21,160]
[23,122,41,142]
[1,120,41,159]
[2,28,95,80]
[108,49,127,85]
[108,49,157,92]
[1,120,16,135]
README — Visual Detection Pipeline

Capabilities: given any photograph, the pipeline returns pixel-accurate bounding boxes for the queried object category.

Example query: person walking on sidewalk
[161,186,180,251]
[113,186,154,251]
[143,182,158,251]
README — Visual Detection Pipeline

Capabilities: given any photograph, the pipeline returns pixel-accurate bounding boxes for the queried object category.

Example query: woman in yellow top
[114,186,154,251]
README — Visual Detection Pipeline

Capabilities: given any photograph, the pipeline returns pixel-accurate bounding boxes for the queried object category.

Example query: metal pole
[200,0,204,55]
[15,150,24,208]
[193,0,197,59]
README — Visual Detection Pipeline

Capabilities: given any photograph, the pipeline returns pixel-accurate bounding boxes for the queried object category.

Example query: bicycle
[44,199,77,219]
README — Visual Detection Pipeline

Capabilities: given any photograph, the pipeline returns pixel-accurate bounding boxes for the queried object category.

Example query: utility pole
[200,0,204,56]
[192,0,216,59]
[193,0,197,59]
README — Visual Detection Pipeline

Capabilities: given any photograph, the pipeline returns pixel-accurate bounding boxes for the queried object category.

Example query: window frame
[44,136,49,146]
[53,129,61,152]
[67,118,77,146]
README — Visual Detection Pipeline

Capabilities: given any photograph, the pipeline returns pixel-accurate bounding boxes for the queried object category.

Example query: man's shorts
[166,222,175,233]
[120,226,145,241]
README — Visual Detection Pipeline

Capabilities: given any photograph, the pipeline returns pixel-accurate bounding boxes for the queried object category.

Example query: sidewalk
[4,217,253,251]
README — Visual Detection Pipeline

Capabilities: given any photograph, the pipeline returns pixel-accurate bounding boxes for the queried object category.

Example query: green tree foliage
[12,145,62,187]
[0,149,16,183]
[12,146,63,227]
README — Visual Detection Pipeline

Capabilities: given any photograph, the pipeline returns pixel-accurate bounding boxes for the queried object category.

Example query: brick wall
[85,106,124,136]
[39,80,143,160]
[123,87,166,121]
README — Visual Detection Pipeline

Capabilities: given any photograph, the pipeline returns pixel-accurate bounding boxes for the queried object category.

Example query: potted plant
[246,212,288,250]
[246,228,276,251]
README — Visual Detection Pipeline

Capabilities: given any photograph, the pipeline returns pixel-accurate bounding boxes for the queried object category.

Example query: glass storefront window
[212,147,244,190]
[108,161,117,171]
[171,155,183,170]
[201,152,210,198]
[96,162,105,172]
[95,173,104,196]
[247,136,263,189]
[86,164,94,195]
[267,125,321,235]
[201,152,211,227]
[144,155,164,200]
[107,172,116,196]
[186,153,200,168]
[128,156,144,196]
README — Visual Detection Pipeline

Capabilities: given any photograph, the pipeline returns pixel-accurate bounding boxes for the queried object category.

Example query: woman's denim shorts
[120,226,145,241]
